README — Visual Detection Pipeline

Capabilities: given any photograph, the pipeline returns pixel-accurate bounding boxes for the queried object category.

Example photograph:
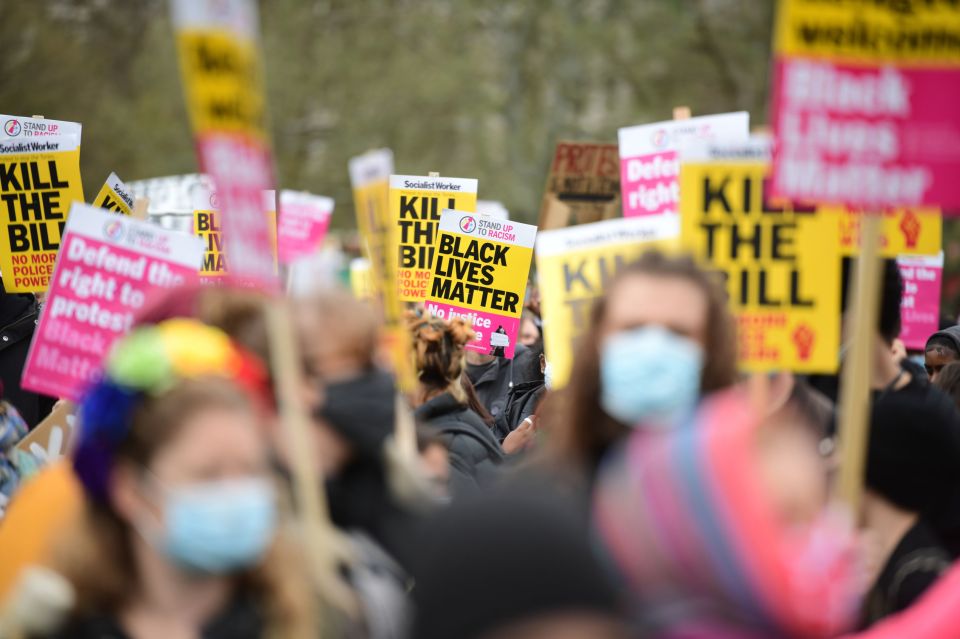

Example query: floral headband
[74,319,270,502]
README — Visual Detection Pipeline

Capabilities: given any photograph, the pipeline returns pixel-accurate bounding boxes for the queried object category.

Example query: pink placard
[423,302,522,359]
[21,204,204,401]
[898,254,943,351]
[198,134,279,289]
[277,191,333,265]
[772,58,960,210]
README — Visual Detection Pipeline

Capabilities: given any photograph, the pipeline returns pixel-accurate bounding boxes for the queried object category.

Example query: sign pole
[837,213,884,513]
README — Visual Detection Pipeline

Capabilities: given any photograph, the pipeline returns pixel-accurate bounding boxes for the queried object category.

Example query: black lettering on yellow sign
[561,254,629,331]
[1,160,70,252]
[698,173,814,308]
[98,193,124,214]
[195,211,226,274]
[184,36,265,133]
[398,195,455,269]
[429,233,519,313]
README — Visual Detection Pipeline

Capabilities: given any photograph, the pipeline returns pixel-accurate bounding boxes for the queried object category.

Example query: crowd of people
[2,249,960,638]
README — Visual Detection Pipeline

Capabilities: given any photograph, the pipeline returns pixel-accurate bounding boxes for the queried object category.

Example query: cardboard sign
[772,0,960,209]
[539,141,620,231]
[898,253,943,351]
[350,149,395,304]
[618,112,749,219]
[15,401,76,464]
[834,207,942,258]
[1,115,82,142]
[277,190,333,265]
[21,204,204,400]
[388,175,478,301]
[171,0,278,289]
[535,215,680,388]
[680,156,841,373]
[192,188,276,281]
[92,172,135,216]
[426,210,536,359]
[0,135,84,292]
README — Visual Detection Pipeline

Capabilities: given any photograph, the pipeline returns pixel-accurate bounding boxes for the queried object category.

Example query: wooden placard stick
[132,197,150,221]
[673,106,692,120]
[264,301,359,615]
[837,213,884,512]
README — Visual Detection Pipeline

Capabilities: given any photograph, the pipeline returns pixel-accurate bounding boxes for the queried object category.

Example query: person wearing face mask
[43,320,314,639]
[495,340,547,455]
[549,251,738,481]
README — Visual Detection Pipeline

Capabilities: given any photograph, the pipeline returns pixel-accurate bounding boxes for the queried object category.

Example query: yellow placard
[388,175,478,302]
[535,216,680,388]
[680,160,841,373]
[774,0,960,66]
[0,137,84,292]
[175,30,267,140]
[193,205,276,279]
[833,207,941,257]
[350,258,373,300]
[92,172,134,216]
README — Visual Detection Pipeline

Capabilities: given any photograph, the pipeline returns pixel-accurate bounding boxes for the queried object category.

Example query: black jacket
[493,380,545,442]
[0,291,54,426]
[464,344,528,419]
[415,393,504,497]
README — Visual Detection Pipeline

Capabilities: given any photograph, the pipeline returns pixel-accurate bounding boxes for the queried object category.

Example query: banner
[618,112,749,219]
[426,211,536,359]
[92,172,135,216]
[21,204,204,400]
[171,0,278,289]
[388,175,478,301]
[772,0,960,209]
[277,190,333,265]
[834,207,942,258]
[350,149,395,306]
[192,188,276,281]
[535,215,680,387]
[1,115,81,142]
[539,141,620,231]
[680,157,841,373]
[898,253,943,351]
[0,135,84,292]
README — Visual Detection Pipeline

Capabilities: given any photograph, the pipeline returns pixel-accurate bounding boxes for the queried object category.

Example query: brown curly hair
[407,313,476,404]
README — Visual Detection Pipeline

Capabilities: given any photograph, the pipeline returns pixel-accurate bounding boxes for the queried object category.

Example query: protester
[494,340,546,450]
[518,309,541,347]
[409,314,504,496]
[594,390,861,638]
[933,361,960,411]
[0,282,55,427]
[550,250,738,479]
[45,319,314,638]
[924,325,960,382]
[410,489,627,639]
[0,395,29,515]
[464,347,527,420]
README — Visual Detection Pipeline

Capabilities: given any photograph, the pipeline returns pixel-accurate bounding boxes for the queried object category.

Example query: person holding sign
[549,251,737,482]
[44,320,314,638]
[409,315,504,497]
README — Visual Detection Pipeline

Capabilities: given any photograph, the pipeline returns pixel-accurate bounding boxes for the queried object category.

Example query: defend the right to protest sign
[538,141,620,231]
[680,153,841,373]
[171,0,278,289]
[277,190,333,265]
[536,215,679,388]
[898,253,943,351]
[618,112,749,219]
[92,172,135,216]
[0,134,84,292]
[21,203,204,401]
[771,0,960,209]
[425,210,537,359]
[388,174,478,301]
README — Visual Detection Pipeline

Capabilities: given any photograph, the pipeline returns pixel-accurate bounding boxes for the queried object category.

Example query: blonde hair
[54,378,316,637]
[407,313,476,404]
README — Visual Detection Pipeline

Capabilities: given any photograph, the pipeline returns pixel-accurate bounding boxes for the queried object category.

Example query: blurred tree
[0,0,776,227]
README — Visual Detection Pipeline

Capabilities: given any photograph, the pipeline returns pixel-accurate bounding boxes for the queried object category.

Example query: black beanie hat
[867,382,960,514]
[410,489,620,639]
[317,369,396,460]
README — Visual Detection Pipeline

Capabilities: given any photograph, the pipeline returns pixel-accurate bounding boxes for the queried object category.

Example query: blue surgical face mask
[599,325,703,427]
[139,476,277,574]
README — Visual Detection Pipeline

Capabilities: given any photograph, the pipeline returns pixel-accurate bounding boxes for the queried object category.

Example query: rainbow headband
[74,319,269,502]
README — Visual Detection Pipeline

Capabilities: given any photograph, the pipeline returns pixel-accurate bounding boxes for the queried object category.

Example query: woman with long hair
[408,314,504,497]
[47,319,314,639]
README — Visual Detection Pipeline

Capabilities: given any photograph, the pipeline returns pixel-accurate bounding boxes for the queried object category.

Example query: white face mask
[543,360,554,390]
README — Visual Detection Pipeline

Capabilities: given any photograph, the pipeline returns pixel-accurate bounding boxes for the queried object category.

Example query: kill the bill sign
[389,175,478,301]
[680,148,841,374]
[425,210,537,359]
